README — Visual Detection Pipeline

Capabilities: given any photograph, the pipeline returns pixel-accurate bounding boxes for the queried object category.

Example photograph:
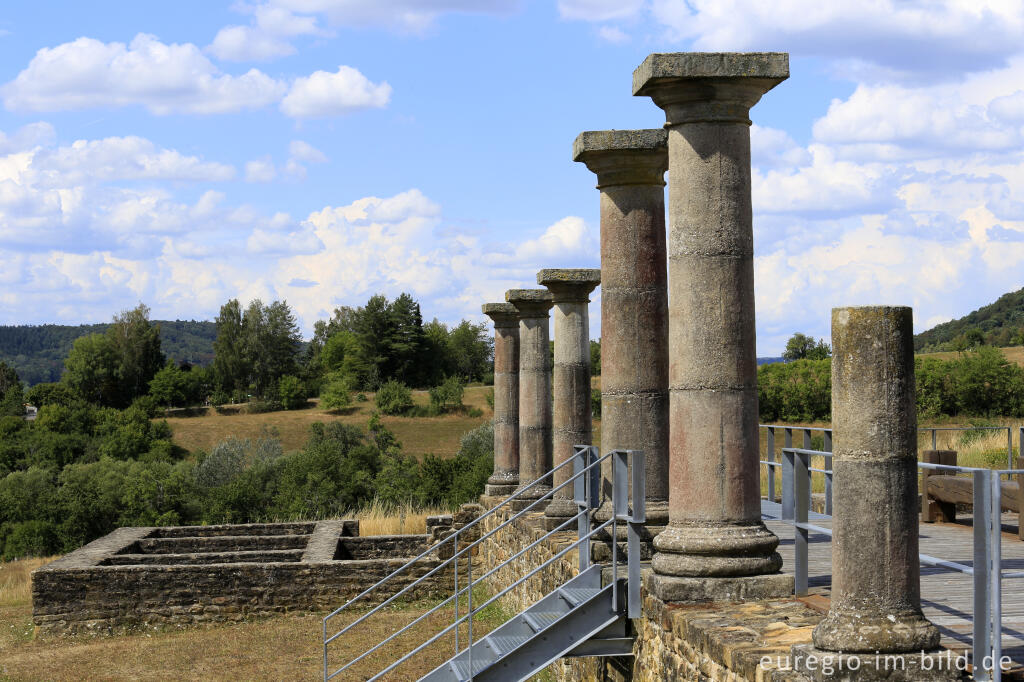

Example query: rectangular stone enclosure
[33,519,452,634]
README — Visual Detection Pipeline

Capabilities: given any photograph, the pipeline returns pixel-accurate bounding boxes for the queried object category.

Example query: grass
[918,345,1024,367]
[353,499,451,536]
[163,385,493,458]
[0,555,510,681]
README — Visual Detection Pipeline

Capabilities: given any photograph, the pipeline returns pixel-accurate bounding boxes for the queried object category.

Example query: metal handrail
[324,452,609,677]
[323,446,647,682]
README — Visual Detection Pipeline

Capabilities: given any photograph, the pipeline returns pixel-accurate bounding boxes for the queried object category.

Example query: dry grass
[353,499,451,536]
[163,385,493,458]
[0,555,510,681]
[918,345,1024,368]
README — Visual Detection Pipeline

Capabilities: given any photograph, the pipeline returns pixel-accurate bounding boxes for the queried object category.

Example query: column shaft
[482,303,520,497]
[813,306,940,653]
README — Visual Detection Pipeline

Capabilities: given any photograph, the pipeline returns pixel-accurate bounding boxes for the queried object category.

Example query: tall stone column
[634,52,792,600]
[506,289,554,505]
[538,269,601,530]
[573,129,670,536]
[482,302,520,497]
[793,307,949,680]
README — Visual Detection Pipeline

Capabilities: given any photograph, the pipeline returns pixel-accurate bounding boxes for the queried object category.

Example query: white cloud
[208,5,323,61]
[280,65,391,118]
[289,140,327,163]
[3,34,286,115]
[559,0,643,22]
[265,0,520,34]
[596,26,630,44]
[515,216,596,261]
[245,157,277,183]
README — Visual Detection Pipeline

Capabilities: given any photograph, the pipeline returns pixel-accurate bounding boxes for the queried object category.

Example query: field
[0,554,511,681]
[163,385,494,457]
[918,345,1024,367]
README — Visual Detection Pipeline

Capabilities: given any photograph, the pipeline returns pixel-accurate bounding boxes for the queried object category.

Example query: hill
[0,320,217,385]
[914,288,1024,352]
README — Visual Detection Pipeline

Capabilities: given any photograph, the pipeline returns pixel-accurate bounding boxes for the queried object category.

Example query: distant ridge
[915,288,1024,352]
[0,320,217,385]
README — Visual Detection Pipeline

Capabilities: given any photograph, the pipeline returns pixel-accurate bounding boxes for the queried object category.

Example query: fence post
[794,449,810,597]
[932,428,937,451]
[1009,428,1014,471]
[974,468,994,681]
[1017,453,1024,543]
[823,429,833,516]
[628,450,645,618]
[574,445,591,573]
[767,427,776,504]
[991,471,1003,682]
[612,449,627,611]
[782,447,795,522]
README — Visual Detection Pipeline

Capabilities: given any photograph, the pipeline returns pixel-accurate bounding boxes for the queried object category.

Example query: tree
[277,375,306,410]
[213,299,249,395]
[62,333,119,405]
[446,320,492,382]
[148,362,188,408]
[319,372,353,411]
[107,304,164,405]
[0,361,24,417]
[782,332,831,361]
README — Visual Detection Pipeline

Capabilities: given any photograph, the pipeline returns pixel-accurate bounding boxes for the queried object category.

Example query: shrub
[243,399,282,414]
[429,376,465,413]
[375,380,414,415]
[356,392,368,402]
[485,389,494,410]
[757,359,831,422]
[591,389,601,419]
[320,372,354,411]
[277,375,306,410]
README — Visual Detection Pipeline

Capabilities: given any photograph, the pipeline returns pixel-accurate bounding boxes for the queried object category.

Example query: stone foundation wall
[477,504,822,681]
[33,520,451,635]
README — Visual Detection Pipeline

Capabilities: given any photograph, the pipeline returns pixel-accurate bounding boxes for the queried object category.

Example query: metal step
[523,610,564,632]
[485,634,529,656]
[558,587,600,607]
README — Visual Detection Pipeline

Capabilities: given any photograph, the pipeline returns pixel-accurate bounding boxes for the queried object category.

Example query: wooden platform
[763,501,1024,664]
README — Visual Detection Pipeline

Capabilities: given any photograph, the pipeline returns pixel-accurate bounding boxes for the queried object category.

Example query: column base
[645,571,793,603]
[790,644,962,681]
[813,611,941,654]
[652,520,782,576]
[484,483,517,497]
[509,485,551,513]
[542,499,578,531]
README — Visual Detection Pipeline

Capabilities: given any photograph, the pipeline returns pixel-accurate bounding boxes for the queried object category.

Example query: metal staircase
[322,446,645,681]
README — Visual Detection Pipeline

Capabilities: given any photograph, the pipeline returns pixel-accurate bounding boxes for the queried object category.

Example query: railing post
[628,450,645,618]
[1008,427,1014,470]
[574,445,591,573]
[782,446,795,522]
[823,429,833,516]
[766,427,776,503]
[612,449,628,612]
[794,448,810,597]
[991,471,1003,682]
[932,428,937,451]
[974,468,994,681]
[467,549,473,677]
[454,548,459,654]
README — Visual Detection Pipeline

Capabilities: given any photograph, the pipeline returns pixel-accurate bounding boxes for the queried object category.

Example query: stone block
[645,571,794,603]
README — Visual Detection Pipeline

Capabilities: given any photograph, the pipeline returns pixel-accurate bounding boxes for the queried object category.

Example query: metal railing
[322,446,645,681]
[762,433,1023,682]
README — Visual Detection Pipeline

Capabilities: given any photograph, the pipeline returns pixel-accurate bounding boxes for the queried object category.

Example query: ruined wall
[33,520,451,635]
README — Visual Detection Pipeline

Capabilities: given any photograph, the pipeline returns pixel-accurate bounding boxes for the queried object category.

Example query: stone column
[573,129,670,536]
[482,302,520,497]
[634,52,792,600]
[817,306,940,651]
[538,269,601,530]
[793,307,949,680]
[506,289,554,505]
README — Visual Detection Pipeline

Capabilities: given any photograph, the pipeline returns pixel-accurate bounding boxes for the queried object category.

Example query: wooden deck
[762,501,1024,664]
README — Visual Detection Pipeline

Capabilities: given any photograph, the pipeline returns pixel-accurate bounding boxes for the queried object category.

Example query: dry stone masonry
[634,52,793,602]
[572,129,670,535]
[538,268,601,530]
[482,302,521,496]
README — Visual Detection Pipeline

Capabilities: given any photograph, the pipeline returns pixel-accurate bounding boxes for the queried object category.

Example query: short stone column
[573,129,670,541]
[634,52,791,600]
[793,306,949,680]
[538,269,601,530]
[506,289,554,505]
[482,302,520,497]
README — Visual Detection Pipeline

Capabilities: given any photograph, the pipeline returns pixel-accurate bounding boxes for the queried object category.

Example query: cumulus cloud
[558,0,644,22]
[208,5,323,61]
[279,65,391,118]
[245,158,277,183]
[3,34,286,114]
[289,140,327,164]
[263,0,520,34]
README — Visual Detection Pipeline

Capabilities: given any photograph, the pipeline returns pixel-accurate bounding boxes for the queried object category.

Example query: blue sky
[0,1,1023,354]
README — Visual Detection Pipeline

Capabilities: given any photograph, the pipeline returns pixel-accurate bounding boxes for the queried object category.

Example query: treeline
[0,396,492,559]
[915,287,1024,352]
[758,346,1024,422]
[0,320,216,386]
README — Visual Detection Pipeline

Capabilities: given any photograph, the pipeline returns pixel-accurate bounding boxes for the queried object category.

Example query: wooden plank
[928,477,1021,513]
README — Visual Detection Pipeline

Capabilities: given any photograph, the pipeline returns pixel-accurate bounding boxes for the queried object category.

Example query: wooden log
[921,450,957,523]
[928,476,1020,513]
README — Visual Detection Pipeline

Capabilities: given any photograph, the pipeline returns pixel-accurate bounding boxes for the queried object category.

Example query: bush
[277,375,306,410]
[429,376,465,413]
[591,389,601,419]
[320,372,353,411]
[243,399,282,414]
[485,389,494,410]
[356,393,368,402]
[375,380,414,415]
[757,359,831,422]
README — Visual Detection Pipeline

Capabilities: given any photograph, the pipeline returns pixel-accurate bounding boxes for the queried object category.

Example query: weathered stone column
[793,307,949,680]
[573,129,670,538]
[817,306,939,651]
[634,52,791,600]
[506,289,554,505]
[538,269,601,530]
[482,302,520,497]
